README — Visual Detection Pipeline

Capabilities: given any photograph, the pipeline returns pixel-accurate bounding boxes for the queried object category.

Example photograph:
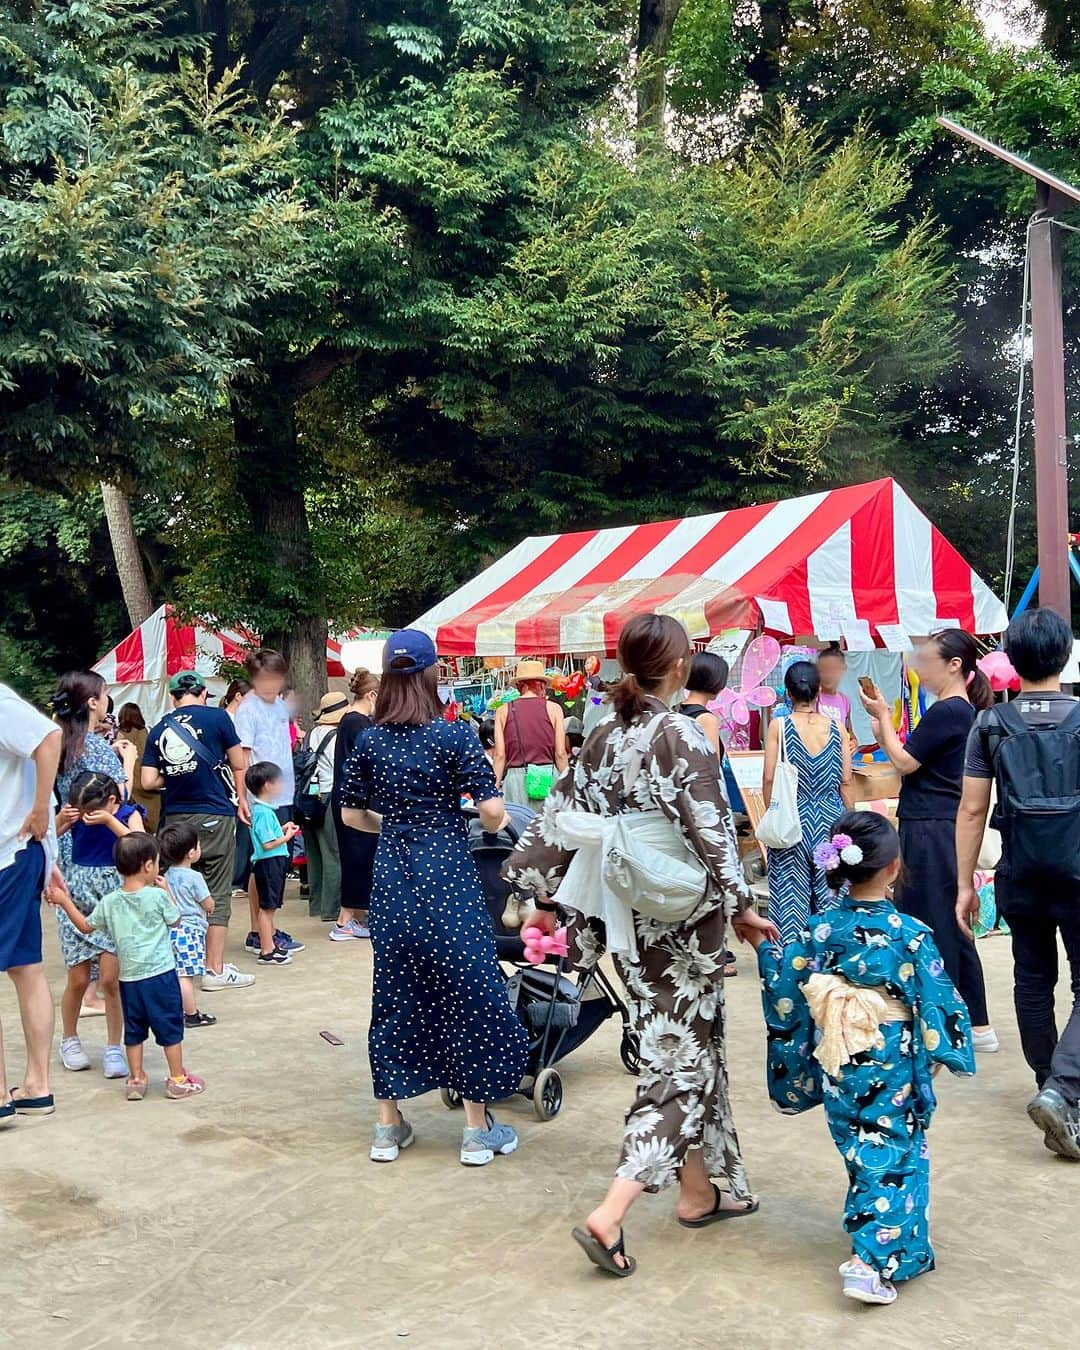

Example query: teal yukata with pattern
[757,896,975,1282]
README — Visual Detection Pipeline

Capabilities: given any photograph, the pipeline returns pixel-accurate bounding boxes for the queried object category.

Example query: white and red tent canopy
[413,478,1007,656]
[94,605,366,722]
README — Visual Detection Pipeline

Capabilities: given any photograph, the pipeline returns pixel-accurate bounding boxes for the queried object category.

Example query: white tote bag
[755,718,803,850]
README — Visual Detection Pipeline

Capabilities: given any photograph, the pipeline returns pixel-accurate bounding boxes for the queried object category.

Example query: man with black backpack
[957,608,1080,1159]
[142,672,254,991]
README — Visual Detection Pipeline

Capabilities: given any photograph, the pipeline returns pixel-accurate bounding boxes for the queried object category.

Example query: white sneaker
[201,963,256,991]
[60,1036,91,1071]
[973,1028,1000,1053]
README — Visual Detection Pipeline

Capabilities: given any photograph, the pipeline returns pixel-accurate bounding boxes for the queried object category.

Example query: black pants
[896,817,989,1026]
[1004,895,1080,1106]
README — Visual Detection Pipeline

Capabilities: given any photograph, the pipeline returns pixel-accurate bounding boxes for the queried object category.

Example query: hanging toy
[487,687,520,712]
[978,650,1021,692]
[584,655,600,677]
[711,635,781,750]
[521,924,570,964]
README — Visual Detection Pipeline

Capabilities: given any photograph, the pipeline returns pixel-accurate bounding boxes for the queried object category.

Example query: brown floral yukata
[503,695,754,1195]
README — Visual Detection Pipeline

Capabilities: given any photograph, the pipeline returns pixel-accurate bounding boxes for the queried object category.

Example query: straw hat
[512,659,552,687]
[315,692,350,725]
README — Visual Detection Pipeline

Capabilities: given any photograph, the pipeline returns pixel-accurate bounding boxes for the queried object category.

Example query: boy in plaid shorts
[158,823,217,1029]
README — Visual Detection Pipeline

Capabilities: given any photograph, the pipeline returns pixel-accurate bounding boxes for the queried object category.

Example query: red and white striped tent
[413,478,1007,656]
[94,605,363,721]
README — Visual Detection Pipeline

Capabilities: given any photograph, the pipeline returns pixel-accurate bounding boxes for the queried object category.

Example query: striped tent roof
[93,605,364,684]
[412,479,1006,656]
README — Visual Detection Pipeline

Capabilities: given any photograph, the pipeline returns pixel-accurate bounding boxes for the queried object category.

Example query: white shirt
[234,693,294,808]
[305,724,339,796]
[0,683,59,873]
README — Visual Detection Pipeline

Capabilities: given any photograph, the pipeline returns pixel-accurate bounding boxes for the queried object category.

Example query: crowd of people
[1,606,1079,1307]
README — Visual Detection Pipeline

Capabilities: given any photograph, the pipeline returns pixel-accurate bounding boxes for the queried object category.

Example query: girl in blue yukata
[745,811,976,1306]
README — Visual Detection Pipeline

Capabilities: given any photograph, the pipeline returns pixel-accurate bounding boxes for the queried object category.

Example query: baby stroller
[449,802,639,1121]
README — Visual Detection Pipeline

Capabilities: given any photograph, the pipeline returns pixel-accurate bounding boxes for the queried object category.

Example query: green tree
[0,0,303,623]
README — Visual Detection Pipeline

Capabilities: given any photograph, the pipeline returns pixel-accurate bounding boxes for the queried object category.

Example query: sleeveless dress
[766,718,845,943]
[340,718,528,1102]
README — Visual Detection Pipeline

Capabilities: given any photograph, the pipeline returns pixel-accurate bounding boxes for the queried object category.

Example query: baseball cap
[383,629,437,674]
[169,670,206,696]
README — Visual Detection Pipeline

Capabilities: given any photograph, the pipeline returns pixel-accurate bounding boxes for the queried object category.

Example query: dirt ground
[1,892,1078,1350]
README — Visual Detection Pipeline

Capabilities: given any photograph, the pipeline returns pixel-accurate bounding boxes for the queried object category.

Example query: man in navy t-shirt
[143,672,253,991]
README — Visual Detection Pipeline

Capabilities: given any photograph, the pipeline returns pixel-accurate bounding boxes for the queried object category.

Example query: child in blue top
[158,822,217,1030]
[247,761,299,966]
[746,811,976,1307]
[48,834,205,1101]
[54,771,144,1079]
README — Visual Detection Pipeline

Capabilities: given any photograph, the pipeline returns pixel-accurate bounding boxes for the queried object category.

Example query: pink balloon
[746,686,777,708]
[978,651,1021,692]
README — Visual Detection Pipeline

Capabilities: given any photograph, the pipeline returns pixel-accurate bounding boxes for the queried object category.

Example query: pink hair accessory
[521,924,570,964]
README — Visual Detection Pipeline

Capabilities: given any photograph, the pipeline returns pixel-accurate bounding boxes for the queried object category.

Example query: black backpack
[981,699,1080,887]
[293,728,338,826]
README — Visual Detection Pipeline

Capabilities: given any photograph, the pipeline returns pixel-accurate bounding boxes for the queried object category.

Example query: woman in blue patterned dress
[339,630,528,1168]
[50,671,132,1076]
[763,661,853,942]
[747,812,975,1305]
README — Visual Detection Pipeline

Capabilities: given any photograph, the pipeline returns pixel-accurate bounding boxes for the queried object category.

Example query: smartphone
[319,1030,344,1047]
[858,676,878,700]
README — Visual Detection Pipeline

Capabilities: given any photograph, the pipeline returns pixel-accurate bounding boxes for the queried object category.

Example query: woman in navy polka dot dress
[340,630,529,1167]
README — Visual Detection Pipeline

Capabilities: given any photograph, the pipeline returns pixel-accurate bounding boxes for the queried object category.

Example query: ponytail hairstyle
[783,660,820,707]
[52,671,107,775]
[815,811,901,893]
[928,629,993,712]
[67,770,121,812]
[612,614,691,725]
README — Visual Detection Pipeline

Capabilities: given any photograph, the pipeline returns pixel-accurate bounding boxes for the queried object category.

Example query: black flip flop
[677,1183,759,1228]
[571,1225,637,1278]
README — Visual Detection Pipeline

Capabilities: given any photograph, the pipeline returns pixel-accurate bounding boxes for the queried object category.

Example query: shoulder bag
[755,717,803,850]
[601,712,710,923]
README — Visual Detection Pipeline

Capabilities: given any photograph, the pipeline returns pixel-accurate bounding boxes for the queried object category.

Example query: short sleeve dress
[340,718,528,1103]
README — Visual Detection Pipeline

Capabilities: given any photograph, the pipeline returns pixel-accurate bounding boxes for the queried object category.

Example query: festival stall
[94,604,375,722]
[412,477,1008,823]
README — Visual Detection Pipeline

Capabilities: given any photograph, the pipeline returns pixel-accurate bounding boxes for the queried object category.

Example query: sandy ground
[1,892,1078,1350]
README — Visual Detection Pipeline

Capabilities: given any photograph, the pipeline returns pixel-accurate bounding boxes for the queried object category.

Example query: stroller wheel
[619,1030,641,1076]
[532,1067,563,1121]
[440,1087,463,1111]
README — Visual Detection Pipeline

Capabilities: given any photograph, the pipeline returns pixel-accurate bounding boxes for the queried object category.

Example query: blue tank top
[70,803,143,868]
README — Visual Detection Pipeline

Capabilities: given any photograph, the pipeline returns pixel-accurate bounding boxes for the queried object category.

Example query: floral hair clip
[813,832,864,872]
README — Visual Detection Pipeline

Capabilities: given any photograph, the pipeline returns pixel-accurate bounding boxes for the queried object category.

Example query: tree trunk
[636,0,684,145]
[746,0,793,106]
[100,481,154,627]
[233,391,327,719]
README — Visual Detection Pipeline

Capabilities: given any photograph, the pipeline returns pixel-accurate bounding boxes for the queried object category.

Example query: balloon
[978,650,1021,692]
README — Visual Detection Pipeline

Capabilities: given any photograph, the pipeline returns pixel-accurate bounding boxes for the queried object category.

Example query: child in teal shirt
[246,761,299,966]
[48,834,206,1101]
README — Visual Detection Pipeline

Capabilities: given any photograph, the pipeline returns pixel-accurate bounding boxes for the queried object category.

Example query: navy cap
[383,629,437,674]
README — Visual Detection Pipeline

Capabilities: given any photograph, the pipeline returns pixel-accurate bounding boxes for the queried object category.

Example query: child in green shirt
[48,834,206,1101]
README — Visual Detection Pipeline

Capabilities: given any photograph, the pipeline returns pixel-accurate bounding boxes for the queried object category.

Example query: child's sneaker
[102,1044,128,1079]
[59,1036,90,1071]
[460,1113,519,1166]
[370,1116,415,1163]
[256,948,292,966]
[126,1076,147,1101]
[244,931,260,953]
[501,895,523,929]
[839,1260,897,1305]
[165,1073,206,1100]
[274,929,305,953]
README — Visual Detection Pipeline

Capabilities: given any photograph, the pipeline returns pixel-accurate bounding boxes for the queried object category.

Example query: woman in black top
[860,630,997,1046]
[678,652,728,760]
[328,670,380,941]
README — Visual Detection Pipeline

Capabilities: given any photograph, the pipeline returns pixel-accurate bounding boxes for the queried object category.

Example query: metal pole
[1029,183,1072,621]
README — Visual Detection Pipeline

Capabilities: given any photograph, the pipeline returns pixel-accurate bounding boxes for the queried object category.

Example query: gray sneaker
[460,1112,519,1167]
[370,1116,414,1163]
[1028,1087,1080,1160]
